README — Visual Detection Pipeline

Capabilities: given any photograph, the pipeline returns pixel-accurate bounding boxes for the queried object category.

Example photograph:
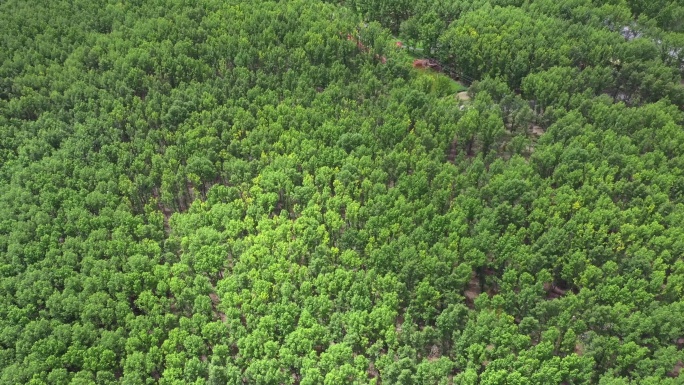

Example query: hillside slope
[1,0,684,384]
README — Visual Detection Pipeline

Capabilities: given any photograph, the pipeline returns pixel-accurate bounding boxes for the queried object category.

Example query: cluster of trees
[1,0,684,384]
[335,0,684,106]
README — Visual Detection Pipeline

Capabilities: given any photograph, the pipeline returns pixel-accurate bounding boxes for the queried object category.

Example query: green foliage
[2,0,684,384]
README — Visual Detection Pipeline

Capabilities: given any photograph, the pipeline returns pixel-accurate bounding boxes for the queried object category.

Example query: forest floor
[396,38,468,96]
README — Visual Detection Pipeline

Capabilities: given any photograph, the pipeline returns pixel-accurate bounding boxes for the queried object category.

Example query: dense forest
[1,0,684,383]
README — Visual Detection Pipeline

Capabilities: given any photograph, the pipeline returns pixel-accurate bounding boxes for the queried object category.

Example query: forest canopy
[1,0,684,384]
